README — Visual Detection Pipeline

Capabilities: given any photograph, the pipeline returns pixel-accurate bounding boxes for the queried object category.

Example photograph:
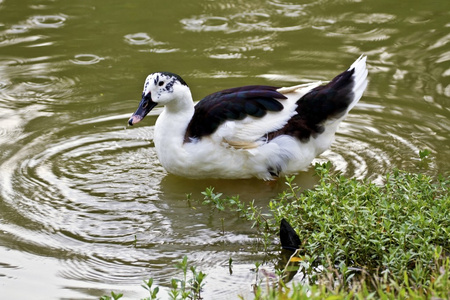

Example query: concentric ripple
[0,115,167,280]
[124,32,165,46]
[0,113,266,287]
[70,54,105,65]
[28,14,67,29]
[123,32,179,53]
[180,15,229,32]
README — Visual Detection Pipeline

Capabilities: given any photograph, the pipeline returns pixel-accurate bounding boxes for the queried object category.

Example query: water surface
[0,0,449,299]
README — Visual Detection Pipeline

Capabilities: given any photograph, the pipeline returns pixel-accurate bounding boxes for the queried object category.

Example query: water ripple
[123,32,165,46]
[180,7,400,35]
[181,13,302,33]
[231,12,271,29]
[268,0,310,18]
[350,13,396,24]
[0,60,78,104]
[70,54,105,65]
[28,14,67,29]
[7,24,29,34]
[123,32,179,53]
[180,15,229,32]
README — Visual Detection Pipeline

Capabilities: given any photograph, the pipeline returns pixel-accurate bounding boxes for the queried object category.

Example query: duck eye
[158,81,164,86]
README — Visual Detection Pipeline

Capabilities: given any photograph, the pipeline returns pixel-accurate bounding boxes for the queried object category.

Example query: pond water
[0,0,449,299]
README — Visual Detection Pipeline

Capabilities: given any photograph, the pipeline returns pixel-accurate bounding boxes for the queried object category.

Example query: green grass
[200,161,449,299]
[269,163,449,279]
[101,154,449,300]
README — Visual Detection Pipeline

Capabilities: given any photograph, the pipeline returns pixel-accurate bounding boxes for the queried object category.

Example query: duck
[128,55,368,180]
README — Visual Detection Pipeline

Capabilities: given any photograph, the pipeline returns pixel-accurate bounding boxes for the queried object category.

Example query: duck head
[128,72,189,126]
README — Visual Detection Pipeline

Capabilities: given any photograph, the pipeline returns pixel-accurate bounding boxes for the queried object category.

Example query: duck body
[128,56,368,180]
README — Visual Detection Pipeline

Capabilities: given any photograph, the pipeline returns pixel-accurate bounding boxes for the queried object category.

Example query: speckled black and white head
[128,72,189,126]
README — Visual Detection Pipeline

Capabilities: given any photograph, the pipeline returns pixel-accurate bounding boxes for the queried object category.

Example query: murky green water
[0,0,448,299]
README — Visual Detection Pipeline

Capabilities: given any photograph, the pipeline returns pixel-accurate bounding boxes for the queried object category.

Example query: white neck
[153,90,195,170]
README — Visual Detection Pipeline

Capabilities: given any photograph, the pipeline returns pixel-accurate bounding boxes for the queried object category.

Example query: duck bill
[128,94,157,126]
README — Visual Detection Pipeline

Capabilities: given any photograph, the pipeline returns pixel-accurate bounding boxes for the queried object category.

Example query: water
[0,0,449,299]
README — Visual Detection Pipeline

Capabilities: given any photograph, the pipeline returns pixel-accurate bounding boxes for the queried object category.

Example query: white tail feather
[347,55,368,111]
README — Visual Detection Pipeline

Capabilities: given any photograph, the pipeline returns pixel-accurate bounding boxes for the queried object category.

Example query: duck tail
[303,55,368,122]
[295,55,368,136]
[346,55,368,112]
[267,56,368,143]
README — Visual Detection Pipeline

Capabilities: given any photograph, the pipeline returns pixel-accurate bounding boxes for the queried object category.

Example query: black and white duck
[128,56,368,180]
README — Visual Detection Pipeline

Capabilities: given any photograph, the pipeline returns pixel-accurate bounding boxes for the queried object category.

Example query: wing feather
[184,85,286,141]
[184,83,322,145]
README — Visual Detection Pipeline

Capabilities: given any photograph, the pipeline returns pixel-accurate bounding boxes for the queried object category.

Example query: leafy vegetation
[268,162,449,278]
[101,152,449,299]
[199,160,450,299]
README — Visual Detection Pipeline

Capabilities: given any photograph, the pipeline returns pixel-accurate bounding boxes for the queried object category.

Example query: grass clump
[270,162,449,279]
[200,161,449,299]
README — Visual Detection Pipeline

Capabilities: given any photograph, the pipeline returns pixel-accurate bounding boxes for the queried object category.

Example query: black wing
[185,85,287,141]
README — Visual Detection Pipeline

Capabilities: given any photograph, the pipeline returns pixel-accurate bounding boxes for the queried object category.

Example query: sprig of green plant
[141,278,159,300]
[170,255,206,300]
[199,188,271,236]
[419,149,431,160]
[201,187,225,211]
[100,291,123,300]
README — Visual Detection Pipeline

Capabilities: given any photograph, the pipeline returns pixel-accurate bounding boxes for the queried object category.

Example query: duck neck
[164,91,194,114]
[153,91,195,156]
